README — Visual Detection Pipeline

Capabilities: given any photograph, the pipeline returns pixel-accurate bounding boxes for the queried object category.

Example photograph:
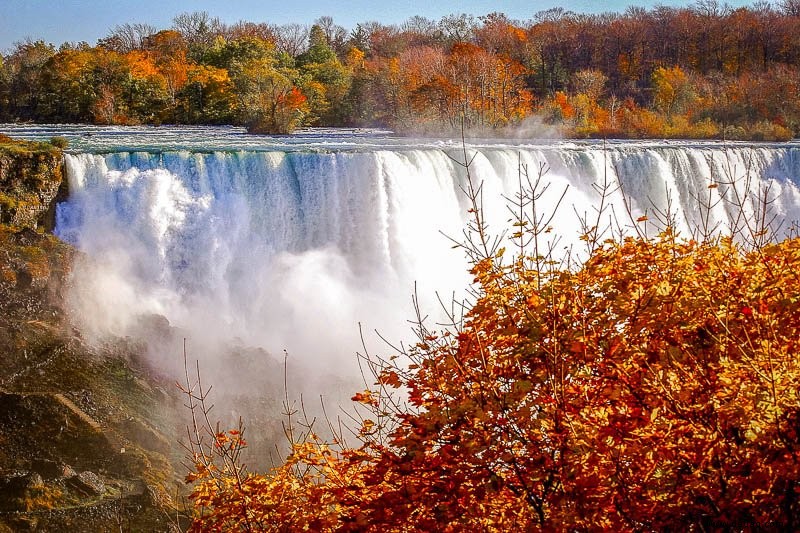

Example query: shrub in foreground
[186,229,800,531]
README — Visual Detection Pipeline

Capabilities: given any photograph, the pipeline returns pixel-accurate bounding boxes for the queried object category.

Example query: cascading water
[57,148,479,373]
[4,125,800,381]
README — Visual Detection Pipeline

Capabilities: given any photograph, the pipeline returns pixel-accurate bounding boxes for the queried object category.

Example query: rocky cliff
[0,137,187,531]
[0,135,65,230]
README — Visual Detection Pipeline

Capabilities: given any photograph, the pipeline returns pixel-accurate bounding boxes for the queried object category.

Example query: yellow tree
[179,64,235,123]
[142,30,192,121]
[652,65,696,117]
[231,55,308,133]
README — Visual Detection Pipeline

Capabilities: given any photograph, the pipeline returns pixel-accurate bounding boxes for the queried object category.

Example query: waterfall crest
[57,143,800,371]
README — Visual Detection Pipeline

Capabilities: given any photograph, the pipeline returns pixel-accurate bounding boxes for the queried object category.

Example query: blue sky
[1,0,762,53]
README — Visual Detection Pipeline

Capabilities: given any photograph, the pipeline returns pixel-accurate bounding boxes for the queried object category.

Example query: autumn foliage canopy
[184,162,800,531]
[3,5,800,137]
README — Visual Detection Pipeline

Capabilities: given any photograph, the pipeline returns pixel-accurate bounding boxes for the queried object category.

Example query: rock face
[0,136,65,229]
[67,471,106,496]
[0,136,188,531]
[0,228,187,530]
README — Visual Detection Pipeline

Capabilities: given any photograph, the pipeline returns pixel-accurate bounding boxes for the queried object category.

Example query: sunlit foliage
[2,5,800,136]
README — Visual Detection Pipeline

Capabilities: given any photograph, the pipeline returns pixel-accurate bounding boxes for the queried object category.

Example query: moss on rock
[0,136,65,229]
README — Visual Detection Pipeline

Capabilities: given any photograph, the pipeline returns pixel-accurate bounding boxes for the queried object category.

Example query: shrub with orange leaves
[186,170,800,530]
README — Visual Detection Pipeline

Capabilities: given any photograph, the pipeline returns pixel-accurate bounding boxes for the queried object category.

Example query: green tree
[297,25,337,66]
[1,40,56,119]
[296,26,352,125]
[231,54,308,133]
[177,64,235,124]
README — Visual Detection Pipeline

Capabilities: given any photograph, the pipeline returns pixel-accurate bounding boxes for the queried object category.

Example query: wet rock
[67,471,105,496]
[14,268,32,290]
[0,472,44,512]
[119,417,171,455]
[0,140,64,229]
[9,227,43,247]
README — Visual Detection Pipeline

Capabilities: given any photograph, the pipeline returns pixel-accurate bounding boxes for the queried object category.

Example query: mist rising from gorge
[50,132,800,430]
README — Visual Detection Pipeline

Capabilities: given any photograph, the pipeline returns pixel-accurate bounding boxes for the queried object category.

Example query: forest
[1,1,800,138]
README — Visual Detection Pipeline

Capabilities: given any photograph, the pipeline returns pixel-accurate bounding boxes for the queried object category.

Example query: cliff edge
[0,135,65,230]
[0,137,186,531]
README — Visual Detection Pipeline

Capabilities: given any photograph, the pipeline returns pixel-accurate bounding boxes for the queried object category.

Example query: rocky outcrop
[0,225,189,530]
[0,137,187,531]
[0,136,65,230]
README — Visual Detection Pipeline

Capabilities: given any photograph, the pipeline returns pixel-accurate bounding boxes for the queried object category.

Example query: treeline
[1,1,800,138]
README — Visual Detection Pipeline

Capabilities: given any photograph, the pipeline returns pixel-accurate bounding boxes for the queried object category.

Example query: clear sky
[0,0,763,53]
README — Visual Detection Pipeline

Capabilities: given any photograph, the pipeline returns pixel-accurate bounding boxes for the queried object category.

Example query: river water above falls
[5,124,800,377]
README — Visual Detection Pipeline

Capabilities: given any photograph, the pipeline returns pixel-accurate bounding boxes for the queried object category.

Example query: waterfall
[56,143,800,373]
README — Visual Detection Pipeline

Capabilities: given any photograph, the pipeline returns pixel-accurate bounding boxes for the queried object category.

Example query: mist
[57,149,478,430]
[55,138,800,461]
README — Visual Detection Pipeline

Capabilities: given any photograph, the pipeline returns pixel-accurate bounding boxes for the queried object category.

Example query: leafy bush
[724,122,793,142]
[748,121,794,142]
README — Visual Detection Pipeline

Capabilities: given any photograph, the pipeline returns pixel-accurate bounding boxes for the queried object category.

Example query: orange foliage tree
[177,64,235,123]
[143,30,190,120]
[185,157,800,530]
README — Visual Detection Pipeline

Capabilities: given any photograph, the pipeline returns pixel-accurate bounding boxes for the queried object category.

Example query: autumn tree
[0,40,55,120]
[36,46,96,121]
[314,16,349,57]
[172,11,224,61]
[98,22,158,53]
[140,30,190,120]
[230,44,308,133]
[223,21,277,44]
[434,42,531,130]
[273,24,310,58]
[406,46,458,129]
[340,47,375,126]
[347,24,372,55]
[178,64,235,124]
[571,69,607,101]
[437,13,477,45]
[652,65,695,117]
[525,12,574,96]
[296,26,352,124]
[400,16,442,48]
[4,4,800,136]
[474,12,527,61]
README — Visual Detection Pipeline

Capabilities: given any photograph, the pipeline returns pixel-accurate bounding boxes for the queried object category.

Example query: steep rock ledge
[0,137,188,531]
[0,135,65,230]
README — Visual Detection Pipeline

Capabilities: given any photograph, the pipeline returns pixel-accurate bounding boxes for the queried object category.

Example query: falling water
[5,125,800,378]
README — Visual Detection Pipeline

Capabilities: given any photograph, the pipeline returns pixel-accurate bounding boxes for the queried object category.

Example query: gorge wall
[0,138,183,530]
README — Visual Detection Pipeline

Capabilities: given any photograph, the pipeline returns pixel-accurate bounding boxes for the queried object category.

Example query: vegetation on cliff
[0,141,187,531]
[0,135,65,229]
[1,3,800,137]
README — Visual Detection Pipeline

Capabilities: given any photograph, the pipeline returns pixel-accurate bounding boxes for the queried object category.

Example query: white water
[58,149,478,374]
[4,125,800,380]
